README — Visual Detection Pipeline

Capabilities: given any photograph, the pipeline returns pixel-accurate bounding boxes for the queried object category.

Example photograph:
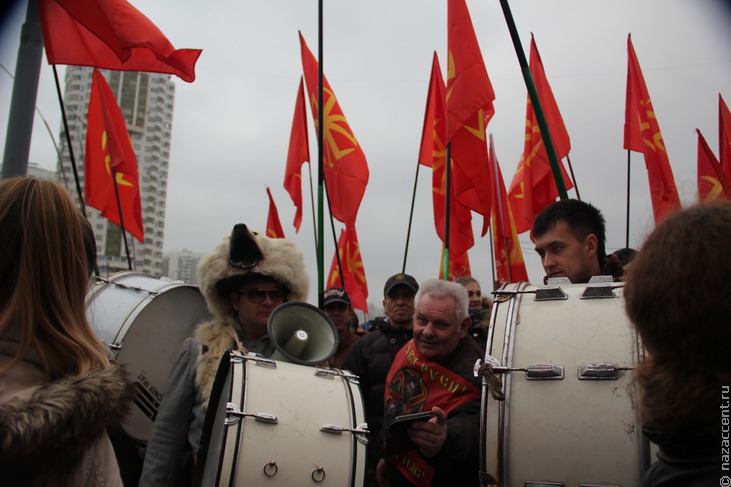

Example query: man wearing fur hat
[139,224,308,486]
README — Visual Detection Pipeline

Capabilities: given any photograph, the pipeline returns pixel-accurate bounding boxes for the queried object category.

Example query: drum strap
[384,340,481,486]
[476,362,505,401]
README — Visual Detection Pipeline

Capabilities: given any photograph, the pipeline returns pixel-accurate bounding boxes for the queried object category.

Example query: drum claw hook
[474,358,505,401]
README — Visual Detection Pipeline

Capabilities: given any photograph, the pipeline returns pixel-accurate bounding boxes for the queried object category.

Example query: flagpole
[625,150,631,248]
[111,169,133,270]
[52,66,87,214]
[317,0,325,307]
[307,161,318,253]
[402,161,421,273]
[324,183,346,288]
[498,0,568,200]
[442,144,452,280]
[565,154,581,200]
[489,134,506,286]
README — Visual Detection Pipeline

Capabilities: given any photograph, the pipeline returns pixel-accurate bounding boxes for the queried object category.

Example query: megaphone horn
[267,302,338,366]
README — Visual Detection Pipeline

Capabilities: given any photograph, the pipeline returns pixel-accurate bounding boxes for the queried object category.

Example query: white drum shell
[202,353,366,486]
[483,281,648,486]
[86,271,210,443]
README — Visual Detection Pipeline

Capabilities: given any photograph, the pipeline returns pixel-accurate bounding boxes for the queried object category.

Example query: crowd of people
[2,175,727,486]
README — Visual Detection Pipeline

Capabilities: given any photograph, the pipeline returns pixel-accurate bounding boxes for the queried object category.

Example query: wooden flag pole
[625,150,631,248]
[499,0,568,200]
[110,169,133,270]
[442,144,453,280]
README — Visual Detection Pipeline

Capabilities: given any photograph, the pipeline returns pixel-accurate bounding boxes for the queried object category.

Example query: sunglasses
[236,288,286,303]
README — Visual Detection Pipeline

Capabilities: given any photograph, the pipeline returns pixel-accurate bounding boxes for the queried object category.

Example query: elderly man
[532,199,623,284]
[343,272,419,486]
[322,287,359,368]
[378,279,482,486]
[139,224,308,486]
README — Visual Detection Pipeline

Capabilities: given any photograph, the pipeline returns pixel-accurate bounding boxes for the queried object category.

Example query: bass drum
[480,280,652,487]
[86,271,210,443]
[195,351,367,486]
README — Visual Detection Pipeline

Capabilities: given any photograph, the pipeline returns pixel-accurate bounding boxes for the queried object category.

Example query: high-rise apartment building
[57,66,176,276]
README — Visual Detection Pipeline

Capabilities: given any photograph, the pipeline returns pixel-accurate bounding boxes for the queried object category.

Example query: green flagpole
[499,0,569,200]
[317,0,325,307]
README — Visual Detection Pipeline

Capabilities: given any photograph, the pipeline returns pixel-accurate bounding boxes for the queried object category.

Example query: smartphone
[385,411,434,454]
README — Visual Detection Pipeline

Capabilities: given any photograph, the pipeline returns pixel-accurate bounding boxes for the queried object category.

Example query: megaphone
[267,301,338,366]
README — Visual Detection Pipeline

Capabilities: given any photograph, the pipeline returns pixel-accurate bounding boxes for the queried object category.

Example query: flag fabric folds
[327,225,368,312]
[38,0,201,82]
[85,68,144,242]
[446,0,496,235]
[697,129,731,202]
[623,34,680,223]
[419,53,474,258]
[490,138,529,286]
[720,94,731,181]
[284,77,310,232]
[299,32,369,226]
[508,36,574,235]
[266,187,286,238]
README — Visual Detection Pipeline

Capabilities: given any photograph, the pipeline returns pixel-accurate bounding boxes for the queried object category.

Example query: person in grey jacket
[139,224,309,486]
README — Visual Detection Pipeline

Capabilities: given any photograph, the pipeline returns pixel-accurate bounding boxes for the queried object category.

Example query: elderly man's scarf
[384,340,480,486]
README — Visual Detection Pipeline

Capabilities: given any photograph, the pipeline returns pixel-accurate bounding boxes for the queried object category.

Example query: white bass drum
[479,280,652,487]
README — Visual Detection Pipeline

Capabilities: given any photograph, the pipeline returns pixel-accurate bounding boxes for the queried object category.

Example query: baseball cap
[323,287,351,306]
[383,273,419,297]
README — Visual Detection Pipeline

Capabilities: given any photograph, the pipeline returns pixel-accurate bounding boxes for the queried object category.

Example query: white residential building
[56,66,176,277]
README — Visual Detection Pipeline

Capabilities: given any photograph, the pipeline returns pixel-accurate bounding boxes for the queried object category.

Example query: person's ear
[459,317,471,338]
[585,234,598,257]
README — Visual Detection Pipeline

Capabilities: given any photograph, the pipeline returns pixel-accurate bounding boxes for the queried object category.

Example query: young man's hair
[532,199,607,261]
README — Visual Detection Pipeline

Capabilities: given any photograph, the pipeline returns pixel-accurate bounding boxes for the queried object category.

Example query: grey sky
[2,0,730,308]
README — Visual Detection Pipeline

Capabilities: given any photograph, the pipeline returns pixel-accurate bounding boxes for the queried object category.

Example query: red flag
[446,0,496,235]
[299,32,369,226]
[508,36,574,234]
[697,129,731,202]
[284,77,310,232]
[85,68,144,242]
[720,94,731,181]
[38,0,201,82]
[419,53,474,257]
[623,35,681,223]
[439,245,471,281]
[327,225,368,312]
[266,187,286,238]
[490,137,529,286]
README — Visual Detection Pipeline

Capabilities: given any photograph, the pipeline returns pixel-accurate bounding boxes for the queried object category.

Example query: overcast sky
[2,0,731,308]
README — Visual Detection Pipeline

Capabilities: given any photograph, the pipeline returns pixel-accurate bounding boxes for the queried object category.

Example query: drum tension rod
[225,402,278,426]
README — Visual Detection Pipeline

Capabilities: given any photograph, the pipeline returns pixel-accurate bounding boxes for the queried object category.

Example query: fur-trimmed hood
[0,363,134,484]
[197,224,310,321]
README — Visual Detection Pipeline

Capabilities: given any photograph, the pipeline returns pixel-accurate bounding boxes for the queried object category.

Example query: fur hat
[197,224,309,320]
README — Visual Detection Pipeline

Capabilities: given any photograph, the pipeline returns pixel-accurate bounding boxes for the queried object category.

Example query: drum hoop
[193,350,232,487]
[336,369,361,487]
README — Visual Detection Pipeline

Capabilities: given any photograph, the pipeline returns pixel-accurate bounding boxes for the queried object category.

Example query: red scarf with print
[383,340,480,486]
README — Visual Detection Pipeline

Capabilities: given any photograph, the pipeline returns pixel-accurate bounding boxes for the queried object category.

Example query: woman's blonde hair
[0,177,109,377]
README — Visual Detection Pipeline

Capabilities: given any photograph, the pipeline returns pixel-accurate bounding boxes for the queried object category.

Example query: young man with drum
[378,279,482,486]
[139,224,309,486]
[532,199,623,284]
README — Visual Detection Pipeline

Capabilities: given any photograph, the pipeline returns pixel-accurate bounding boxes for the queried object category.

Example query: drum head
[194,351,232,487]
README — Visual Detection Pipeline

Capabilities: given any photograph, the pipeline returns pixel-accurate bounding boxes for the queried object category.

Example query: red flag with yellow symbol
[720,94,731,181]
[508,36,574,234]
[299,32,369,226]
[265,187,286,238]
[284,77,310,232]
[490,137,529,286]
[623,35,681,223]
[697,129,731,203]
[327,225,368,312]
[38,0,201,82]
[446,0,495,236]
[85,68,144,242]
[419,53,474,257]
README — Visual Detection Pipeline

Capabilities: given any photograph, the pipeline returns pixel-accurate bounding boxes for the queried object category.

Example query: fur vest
[0,364,135,485]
